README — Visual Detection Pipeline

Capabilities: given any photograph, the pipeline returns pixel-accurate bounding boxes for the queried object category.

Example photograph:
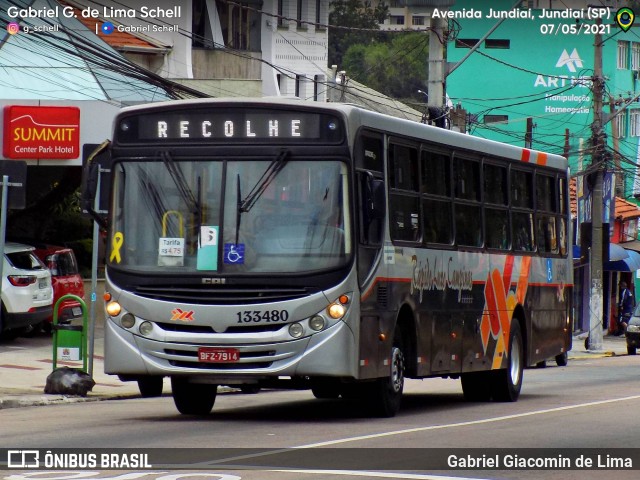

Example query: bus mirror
[81,141,110,229]
[370,179,385,219]
[361,173,385,246]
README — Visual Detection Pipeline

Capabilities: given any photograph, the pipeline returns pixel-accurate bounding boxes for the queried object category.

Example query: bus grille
[134,284,316,305]
[165,349,275,369]
[156,322,284,334]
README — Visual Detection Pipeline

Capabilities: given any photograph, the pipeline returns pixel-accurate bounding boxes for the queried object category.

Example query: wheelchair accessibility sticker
[224,243,245,264]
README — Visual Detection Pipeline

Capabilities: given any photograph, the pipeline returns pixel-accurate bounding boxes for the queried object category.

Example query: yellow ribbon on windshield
[110,232,124,263]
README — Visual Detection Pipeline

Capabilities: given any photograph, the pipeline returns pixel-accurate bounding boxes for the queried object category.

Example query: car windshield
[109,158,351,274]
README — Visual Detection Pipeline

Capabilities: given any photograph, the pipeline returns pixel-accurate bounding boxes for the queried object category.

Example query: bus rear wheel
[491,321,524,402]
[366,332,405,417]
[171,377,217,415]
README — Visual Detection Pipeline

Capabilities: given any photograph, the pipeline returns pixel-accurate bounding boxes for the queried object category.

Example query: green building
[446,0,640,333]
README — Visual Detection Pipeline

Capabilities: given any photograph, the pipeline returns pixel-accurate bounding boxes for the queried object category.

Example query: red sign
[3,106,80,159]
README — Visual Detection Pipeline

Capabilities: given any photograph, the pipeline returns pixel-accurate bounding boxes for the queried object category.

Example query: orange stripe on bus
[538,152,548,166]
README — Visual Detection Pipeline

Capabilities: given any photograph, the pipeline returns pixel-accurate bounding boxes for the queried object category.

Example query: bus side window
[513,212,535,251]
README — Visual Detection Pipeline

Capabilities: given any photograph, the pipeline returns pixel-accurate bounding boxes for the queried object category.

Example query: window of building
[622,219,638,242]
[278,0,287,27]
[192,0,212,48]
[412,16,425,26]
[618,41,630,69]
[456,39,480,48]
[297,0,306,28]
[485,39,510,49]
[391,16,405,25]
[615,111,627,138]
[630,110,640,137]
[315,0,322,26]
[632,42,640,70]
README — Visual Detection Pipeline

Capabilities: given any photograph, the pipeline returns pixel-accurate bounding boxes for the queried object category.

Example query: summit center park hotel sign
[3,105,80,159]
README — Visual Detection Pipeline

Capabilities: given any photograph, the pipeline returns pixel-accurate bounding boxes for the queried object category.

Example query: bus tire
[171,377,217,415]
[366,331,405,417]
[461,372,492,401]
[138,376,164,398]
[491,321,523,402]
[555,352,568,366]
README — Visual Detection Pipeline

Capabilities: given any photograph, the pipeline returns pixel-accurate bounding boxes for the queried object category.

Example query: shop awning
[573,243,629,262]
[605,250,640,272]
[620,240,640,253]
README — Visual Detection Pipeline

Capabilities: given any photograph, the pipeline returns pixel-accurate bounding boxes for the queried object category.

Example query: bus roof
[117,97,567,170]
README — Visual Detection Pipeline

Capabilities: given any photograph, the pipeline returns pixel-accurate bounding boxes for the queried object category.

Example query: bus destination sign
[117,109,343,143]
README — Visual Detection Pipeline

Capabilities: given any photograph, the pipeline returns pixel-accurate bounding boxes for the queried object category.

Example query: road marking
[296,394,640,448]
[203,394,640,473]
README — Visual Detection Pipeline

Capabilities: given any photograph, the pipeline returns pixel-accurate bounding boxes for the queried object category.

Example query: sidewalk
[0,315,630,409]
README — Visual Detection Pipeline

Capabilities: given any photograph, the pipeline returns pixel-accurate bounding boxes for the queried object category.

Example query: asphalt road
[1,353,639,480]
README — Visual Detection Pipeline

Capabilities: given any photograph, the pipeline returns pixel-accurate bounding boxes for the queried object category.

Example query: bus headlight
[139,321,154,336]
[106,301,121,317]
[309,315,325,331]
[289,323,304,338]
[121,313,135,329]
[327,303,346,319]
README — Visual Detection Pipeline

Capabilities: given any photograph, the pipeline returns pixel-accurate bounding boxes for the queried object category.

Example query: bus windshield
[109,158,351,275]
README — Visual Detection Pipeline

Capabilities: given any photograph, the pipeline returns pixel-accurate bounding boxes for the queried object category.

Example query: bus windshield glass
[109,158,351,274]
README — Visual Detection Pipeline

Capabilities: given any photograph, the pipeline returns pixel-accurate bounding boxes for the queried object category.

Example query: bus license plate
[198,347,240,363]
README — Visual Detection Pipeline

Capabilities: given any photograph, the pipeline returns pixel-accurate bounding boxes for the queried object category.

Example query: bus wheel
[461,372,492,401]
[171,377,217,415]
[555,352,568,366]
[491,321,523,402]
[138,376,164,398]
[366,332,405,417]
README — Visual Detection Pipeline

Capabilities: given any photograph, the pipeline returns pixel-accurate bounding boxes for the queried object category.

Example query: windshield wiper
[239,149,290,213]
[159,151,202,222]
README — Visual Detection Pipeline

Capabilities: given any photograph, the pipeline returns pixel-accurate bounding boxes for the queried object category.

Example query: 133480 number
[236,310,289,323]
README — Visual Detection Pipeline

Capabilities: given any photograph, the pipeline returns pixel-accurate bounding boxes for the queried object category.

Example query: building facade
[445,0,640,333]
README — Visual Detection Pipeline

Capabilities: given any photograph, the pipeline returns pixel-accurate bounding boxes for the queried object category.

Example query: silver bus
[84,98,573,417]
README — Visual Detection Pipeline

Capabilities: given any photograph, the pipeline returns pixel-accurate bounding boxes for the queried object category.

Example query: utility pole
[525,117,533,149]
[588,18,606,351]
[427,15,445,116]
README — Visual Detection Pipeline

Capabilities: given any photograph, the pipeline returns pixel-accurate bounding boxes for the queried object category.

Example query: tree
[342,32,430,100]
[329,0,389,68]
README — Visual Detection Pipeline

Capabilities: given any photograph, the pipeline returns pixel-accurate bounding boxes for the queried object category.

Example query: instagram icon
[7,22,20,35]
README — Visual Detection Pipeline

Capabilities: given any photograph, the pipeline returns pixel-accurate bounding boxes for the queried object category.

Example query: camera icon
[7,450,40,468]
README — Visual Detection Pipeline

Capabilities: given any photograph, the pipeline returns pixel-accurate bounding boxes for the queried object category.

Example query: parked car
[30,244,85,331]
[0,242,53,339]
[625,308,640,355]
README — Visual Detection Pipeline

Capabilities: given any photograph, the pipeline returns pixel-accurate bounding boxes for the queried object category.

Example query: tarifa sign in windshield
[3,105,80,159]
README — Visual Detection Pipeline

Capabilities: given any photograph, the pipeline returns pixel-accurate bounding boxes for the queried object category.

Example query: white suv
[1,243,53,339]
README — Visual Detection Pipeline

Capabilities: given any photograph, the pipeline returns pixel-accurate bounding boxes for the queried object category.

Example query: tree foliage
[342,32,430,100]
[328,0,389,68]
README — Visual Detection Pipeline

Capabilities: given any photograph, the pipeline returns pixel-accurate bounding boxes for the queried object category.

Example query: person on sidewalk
[617,281,635,335]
